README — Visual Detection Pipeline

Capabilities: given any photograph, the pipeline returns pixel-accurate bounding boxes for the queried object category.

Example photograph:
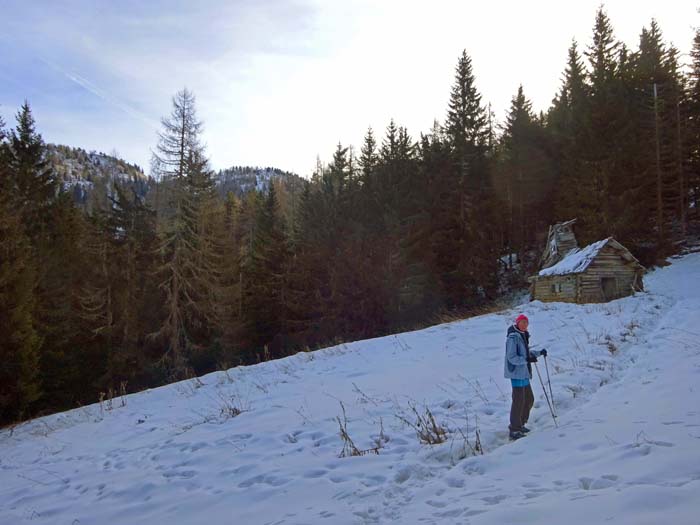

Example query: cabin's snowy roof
[539,237,612,276]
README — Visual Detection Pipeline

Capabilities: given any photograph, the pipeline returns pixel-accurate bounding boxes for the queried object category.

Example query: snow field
[1,254,699,524]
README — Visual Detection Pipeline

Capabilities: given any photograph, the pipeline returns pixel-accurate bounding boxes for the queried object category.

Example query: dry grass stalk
[336,401,380,458]
[397,403,448,445]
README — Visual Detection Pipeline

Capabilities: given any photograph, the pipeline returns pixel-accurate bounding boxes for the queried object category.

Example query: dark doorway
[601,277,617,301]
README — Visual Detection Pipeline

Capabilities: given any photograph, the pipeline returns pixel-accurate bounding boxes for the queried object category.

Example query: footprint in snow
[444,477,465,489]
[434,507,465,518]
[230,433,253,441]
[524,489,548,499]
[578,442,598,451]
[219,463,256,477]
[238,474,266,488]
[360,474,386,487]
[393,467,412,484]
[482,494,507,505]
[302,469,327,479]
[162,470,197,479]
[579,476,617,490]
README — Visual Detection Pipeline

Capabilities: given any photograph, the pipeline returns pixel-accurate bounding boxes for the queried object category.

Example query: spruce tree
[375,122,400,220]
[587,8,619,93]
[497,85,556,268]
[548,40,590,225]
[578,6,646,247]
[621,20,684,256]
[359,127,378,183]
[0,115,8,195]
[0,121,41,424]
[283,183,320,348]
[395,124,445,321]
[445,50,489,162]
[89,185,160,389]
[665,45,688,236]
[240,184,289,360]
[35,193,92,411]
[687,29,700,217]
[441,50,495,308]
[7,102,58,241]
[581,7,621,241]
[4,104,90,412]
[215,191,244,363]
[77,210,114,388]
[183,149,222,359]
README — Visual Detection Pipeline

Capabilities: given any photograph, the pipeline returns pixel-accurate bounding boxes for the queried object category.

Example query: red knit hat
[515,314,529,326]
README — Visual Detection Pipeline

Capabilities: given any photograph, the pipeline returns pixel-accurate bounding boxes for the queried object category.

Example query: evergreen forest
[2,8,699,425]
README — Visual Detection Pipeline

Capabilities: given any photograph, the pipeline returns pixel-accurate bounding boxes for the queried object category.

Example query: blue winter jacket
[504,325,542,380]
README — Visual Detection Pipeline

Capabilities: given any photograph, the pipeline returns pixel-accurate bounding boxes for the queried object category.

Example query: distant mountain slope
[47,144,305,209]
[46,144,150,208]
[215,166,305,197]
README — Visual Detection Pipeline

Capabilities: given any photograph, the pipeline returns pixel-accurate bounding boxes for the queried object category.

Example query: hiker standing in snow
[504,314,547,440]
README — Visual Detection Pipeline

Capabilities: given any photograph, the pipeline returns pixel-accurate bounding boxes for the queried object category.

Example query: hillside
[46,144,150,209]
[1,253,698,524]
[216,166,305,198]
[47,145,305,209]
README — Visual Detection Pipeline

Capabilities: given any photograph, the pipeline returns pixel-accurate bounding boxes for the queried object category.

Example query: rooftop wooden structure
[539,219,578,270]
[529,221,645,303]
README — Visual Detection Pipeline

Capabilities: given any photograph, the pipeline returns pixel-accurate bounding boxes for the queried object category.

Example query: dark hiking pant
[509,384,534,431]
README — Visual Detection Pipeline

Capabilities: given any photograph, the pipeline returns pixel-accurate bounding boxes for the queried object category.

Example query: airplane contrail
[39,56,161,130]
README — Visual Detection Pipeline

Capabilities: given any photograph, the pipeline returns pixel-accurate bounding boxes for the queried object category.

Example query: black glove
[540,349,547,357]
[527,355,538,363]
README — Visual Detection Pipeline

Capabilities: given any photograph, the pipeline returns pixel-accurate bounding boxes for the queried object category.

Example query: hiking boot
[521,426,531,433]
[509,430,525,441]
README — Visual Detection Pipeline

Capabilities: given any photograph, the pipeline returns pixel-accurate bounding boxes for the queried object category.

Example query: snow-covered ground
[2,254,699,524]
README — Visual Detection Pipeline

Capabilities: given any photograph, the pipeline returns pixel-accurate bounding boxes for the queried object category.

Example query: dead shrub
[336,402,382,458]
[396,402,448,445]
[217,391,249,420]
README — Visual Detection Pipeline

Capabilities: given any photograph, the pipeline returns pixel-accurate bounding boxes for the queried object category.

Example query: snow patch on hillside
[1,255,699,524]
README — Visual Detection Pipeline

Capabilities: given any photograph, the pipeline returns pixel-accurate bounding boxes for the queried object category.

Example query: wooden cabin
[529,223,645,303]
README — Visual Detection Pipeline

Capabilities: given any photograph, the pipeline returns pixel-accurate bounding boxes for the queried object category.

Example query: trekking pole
[534,361,558,427]
[543,354,556,417]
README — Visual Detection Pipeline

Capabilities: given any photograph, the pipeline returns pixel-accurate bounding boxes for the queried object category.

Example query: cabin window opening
[551,282,562,294]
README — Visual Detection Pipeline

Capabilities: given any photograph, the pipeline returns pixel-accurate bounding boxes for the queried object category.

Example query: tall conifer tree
[0,118,41,423]
[687,30,700,216]
[151,89,219,377]
[7,102,57,240]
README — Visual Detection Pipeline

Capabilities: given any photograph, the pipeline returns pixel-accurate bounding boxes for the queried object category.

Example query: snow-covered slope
[1,255,699,524]
[216,166,304,197]
[46,144,150,207]
[48,145,304,210]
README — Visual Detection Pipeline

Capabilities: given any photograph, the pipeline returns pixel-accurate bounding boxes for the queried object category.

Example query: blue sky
[1,0,697,176]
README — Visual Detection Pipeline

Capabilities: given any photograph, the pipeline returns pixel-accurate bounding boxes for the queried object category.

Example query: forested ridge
[1,8,698,425]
